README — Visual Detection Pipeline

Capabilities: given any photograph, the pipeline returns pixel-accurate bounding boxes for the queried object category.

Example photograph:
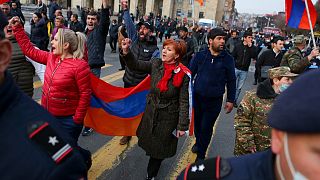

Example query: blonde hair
[56,28,87,59]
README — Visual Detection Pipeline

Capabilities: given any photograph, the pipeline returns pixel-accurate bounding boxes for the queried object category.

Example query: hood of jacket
[256,79,278,99]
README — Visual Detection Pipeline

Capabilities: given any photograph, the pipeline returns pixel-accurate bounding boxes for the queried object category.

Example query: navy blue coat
[178,149,276,180]
[189,48,236,102]
[86,7,110,69]
[0,72,87,179]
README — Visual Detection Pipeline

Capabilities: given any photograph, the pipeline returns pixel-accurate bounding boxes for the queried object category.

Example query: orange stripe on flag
[84,108,143,136]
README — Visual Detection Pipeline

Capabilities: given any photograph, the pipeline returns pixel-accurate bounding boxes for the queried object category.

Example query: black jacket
[256,79,277,99]
[256,49,283,82]
[109,23,119,38]
[86,7,110,68]
[232,43,258,71]
[178,149,276,180]
[70,21,84,32]
[7,37,34,97]
[122,36,159,87]
[30,18,48,44]
[10,8,25,24]
[0,71,88,179]
[181,36,195,67]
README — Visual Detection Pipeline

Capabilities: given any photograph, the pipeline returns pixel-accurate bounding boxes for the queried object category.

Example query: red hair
[163,39,187,62]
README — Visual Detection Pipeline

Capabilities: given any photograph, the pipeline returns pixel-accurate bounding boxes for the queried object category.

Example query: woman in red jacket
[10,17,91,144]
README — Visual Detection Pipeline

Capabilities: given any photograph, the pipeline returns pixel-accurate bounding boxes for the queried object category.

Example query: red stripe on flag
[299,0,317,30]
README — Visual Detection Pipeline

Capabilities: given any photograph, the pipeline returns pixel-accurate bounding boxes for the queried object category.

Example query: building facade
[21,0,235,25]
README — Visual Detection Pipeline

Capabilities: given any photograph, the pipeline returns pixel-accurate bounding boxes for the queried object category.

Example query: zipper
[47,58,62,110]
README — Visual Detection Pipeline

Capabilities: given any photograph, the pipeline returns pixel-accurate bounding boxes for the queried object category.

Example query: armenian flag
[84,68,194,136]
[84,74,150,136]
[285,0,317,30]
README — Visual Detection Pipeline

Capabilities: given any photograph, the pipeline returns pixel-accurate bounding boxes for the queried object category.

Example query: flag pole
[304,0,317,48]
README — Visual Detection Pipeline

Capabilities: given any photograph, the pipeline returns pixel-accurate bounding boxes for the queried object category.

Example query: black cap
[138,21,154,32]
[243,30,252,38]
[268,69,320,133]
[179,26,188,32]
[0,10,8,39]
[207,28,226,40]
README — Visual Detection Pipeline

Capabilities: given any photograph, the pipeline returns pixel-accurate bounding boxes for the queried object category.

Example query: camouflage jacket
[280,47,310,74]
[234,80,277,156]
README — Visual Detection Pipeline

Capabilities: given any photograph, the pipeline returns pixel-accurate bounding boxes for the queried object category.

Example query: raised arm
[11,17,50,65]
[120,38,152,73]
[121,0,137,42]
[98,0,111,37]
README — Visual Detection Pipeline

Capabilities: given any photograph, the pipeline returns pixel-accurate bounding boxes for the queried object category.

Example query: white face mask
[277,133,309,180]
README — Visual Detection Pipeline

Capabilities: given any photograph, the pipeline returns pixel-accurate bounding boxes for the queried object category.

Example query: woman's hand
[176,130,186,138]
[121,38,131,55]
[9,16,21,27]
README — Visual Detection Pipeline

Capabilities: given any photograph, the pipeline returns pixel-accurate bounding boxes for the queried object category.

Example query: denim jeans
[55,116,83,145]
[235,68,248,103]
[90,67,101,78]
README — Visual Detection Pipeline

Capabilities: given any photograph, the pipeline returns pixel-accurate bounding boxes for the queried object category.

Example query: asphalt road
[22,8,257,179]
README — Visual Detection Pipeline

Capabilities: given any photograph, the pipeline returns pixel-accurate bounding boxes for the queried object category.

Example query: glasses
[1,8,9,10]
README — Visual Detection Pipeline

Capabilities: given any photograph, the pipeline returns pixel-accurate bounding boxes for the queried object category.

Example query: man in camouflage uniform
[234,67,297,156]
[280,35,319,74]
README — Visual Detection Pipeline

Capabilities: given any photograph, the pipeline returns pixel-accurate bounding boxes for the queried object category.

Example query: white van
[198,19,216,28]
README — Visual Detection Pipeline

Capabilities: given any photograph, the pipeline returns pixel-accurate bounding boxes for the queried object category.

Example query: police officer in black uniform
[0,10,88,179]
[178,68,320,179]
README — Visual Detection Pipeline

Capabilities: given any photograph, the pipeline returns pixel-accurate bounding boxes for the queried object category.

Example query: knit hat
[207,28,226,40]
[268,69,320,133]
[0,10,8,39]
[179,26,188,32]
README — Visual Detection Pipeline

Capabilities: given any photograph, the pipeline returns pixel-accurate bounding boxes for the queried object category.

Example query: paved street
[29,37,256,180]
[21,6,257,179]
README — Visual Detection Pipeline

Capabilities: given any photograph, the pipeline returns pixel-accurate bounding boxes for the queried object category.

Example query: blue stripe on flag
[287,0,305,28]
[90,90,149,118]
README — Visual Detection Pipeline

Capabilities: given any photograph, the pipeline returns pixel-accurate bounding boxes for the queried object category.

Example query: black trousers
[119,49,126,69]
[109,36,117,51]
[194,93,223,159]
[147,157,164,178]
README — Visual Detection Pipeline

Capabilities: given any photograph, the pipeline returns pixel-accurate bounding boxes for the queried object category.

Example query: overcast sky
[235,0,318,14]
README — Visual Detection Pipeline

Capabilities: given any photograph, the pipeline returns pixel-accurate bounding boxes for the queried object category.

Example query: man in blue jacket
[189,28,236,162]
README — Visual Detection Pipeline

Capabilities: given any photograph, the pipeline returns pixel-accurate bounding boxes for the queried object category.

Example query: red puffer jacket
[13,25,92,124]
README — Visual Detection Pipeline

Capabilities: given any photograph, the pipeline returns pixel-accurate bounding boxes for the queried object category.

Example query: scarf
[157,63,186,92]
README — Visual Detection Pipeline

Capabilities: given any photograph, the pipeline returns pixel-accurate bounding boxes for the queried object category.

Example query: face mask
[279,84,290,93]
[276,133,308,180]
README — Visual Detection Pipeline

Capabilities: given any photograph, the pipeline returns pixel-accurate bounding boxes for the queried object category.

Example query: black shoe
[82,128,93,136]
[146,175,154,180]
[253,81,257,85]
[234,103,238,108]
[195,155,204,163]
[118,68,125,71]
[191,144,198,153]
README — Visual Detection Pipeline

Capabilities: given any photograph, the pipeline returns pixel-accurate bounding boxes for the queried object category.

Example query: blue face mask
[279,84,290,93]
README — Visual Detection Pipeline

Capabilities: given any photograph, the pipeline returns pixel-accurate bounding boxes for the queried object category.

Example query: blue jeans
[235,68,248,103]
[90,67,101,78]
[55,116,83,145]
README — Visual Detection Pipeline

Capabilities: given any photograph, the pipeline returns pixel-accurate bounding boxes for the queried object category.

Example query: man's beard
[211,44,223,52]
[139,33,149,42]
